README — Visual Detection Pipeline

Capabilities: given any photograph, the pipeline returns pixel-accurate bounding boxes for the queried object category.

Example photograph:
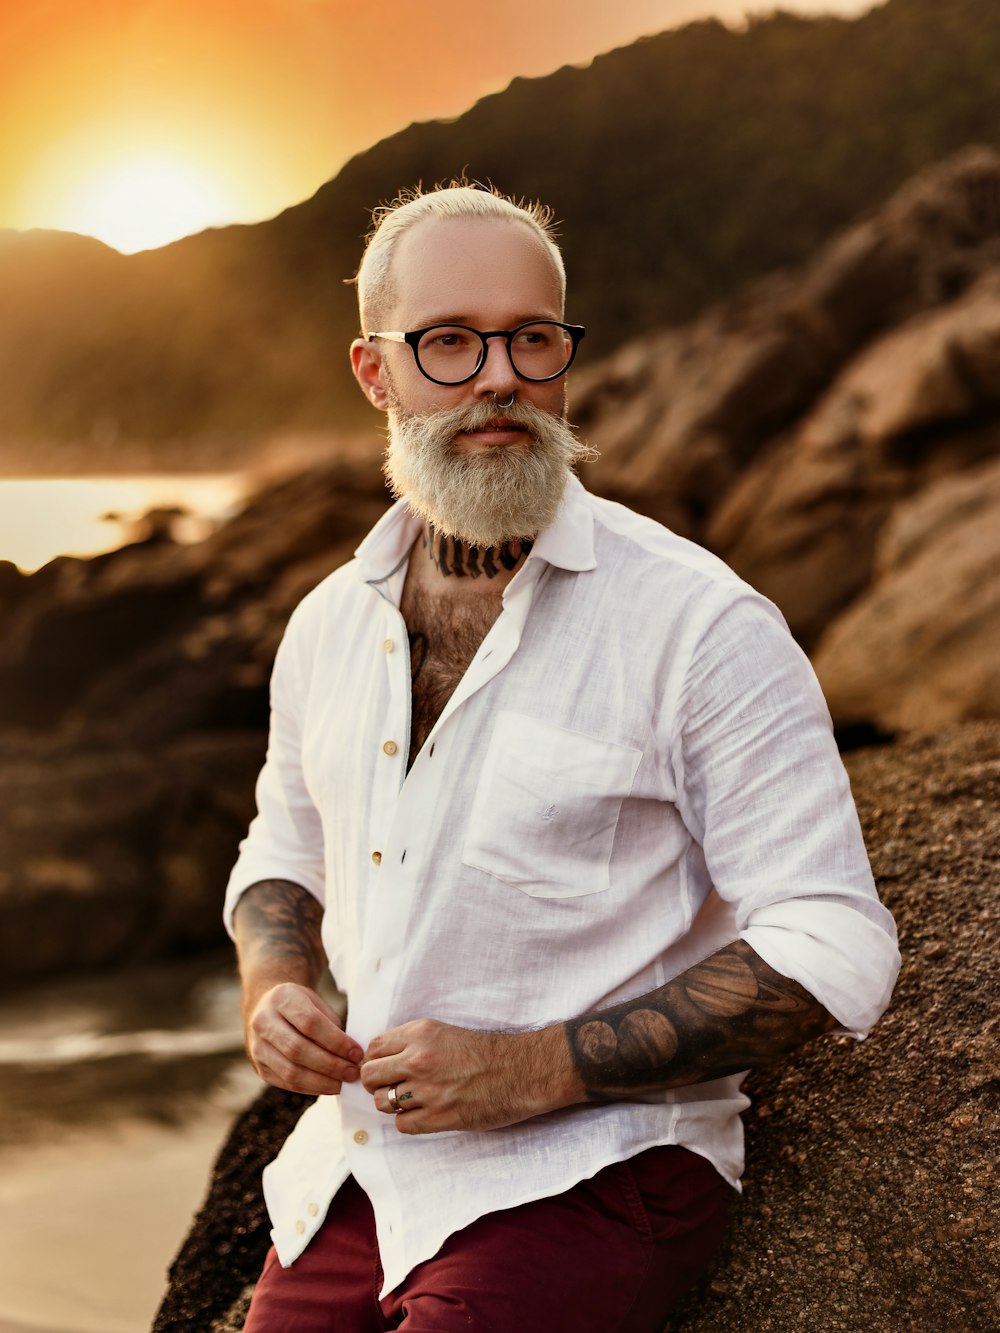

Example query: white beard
[383,396,591,548]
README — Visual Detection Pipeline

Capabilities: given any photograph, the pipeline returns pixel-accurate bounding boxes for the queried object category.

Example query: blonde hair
[355,181,566,334]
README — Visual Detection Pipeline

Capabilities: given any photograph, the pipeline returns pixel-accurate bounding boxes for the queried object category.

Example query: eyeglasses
[367,321,585,386]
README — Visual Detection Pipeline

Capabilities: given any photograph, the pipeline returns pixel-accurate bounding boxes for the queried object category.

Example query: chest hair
[401,582,503,768]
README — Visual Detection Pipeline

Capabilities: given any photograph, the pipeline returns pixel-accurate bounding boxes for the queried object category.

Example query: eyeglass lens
[415,324,573,384]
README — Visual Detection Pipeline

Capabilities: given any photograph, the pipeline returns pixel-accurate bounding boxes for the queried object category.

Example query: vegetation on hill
[2,0,999,462]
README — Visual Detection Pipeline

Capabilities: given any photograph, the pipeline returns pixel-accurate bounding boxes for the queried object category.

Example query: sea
[0,474,249,572]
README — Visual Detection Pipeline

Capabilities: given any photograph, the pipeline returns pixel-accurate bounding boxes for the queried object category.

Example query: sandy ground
[0,954,259,1333]
[0,1072,260,1333]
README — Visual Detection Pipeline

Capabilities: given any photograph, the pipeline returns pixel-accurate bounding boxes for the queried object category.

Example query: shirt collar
[528,472,596,573]
[353,471,596,582]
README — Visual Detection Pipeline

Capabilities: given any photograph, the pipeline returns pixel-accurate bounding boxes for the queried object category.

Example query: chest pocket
[461,710,642,898]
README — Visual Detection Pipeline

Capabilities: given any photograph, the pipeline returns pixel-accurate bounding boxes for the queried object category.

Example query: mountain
[2,0,1000,467]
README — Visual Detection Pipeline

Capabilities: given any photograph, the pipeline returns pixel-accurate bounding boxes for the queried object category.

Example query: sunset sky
[2,0,877,254]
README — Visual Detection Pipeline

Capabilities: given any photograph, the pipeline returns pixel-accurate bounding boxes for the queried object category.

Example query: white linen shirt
[224,474,899,1297]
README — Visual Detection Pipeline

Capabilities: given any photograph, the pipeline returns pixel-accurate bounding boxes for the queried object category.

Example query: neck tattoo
[422,528,534,580]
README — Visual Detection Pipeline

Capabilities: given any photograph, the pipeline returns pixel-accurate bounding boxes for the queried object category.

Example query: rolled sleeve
[674,592,900,1037]
[223,606,326,938]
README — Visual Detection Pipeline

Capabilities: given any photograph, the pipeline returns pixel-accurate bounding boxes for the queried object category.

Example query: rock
[151,723,1000,1333]
[0,449,388,740]
[706,248,1000,650]
[0,444,391,983]
[704,429,903,649]
[575,145,1000,549]
[573,148,1000,677]
[812,458,1000,731]
[0,731,267,981]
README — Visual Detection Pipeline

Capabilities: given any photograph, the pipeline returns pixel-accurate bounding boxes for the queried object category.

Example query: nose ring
[492,391,516,410]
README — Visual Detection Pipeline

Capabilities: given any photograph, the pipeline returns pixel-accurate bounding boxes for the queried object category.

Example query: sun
[57,152,238,253]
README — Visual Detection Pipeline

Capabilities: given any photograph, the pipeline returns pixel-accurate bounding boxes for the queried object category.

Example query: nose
[474,333,519,401]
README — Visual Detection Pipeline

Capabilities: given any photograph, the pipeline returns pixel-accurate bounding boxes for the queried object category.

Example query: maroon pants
[243,1145,733,1332]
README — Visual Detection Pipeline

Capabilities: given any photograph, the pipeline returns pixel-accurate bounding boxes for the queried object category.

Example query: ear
[350,338,389,413]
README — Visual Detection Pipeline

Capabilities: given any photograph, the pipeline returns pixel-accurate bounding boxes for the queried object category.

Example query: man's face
[354,216,585,546]
[376,215,569,437]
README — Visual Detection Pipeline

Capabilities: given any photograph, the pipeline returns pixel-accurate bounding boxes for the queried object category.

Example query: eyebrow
[407,312,564,328]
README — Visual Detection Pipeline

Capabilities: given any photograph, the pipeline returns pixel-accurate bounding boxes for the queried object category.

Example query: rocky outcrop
[0,451,390,983]
[704,263,1000,649]
[151,723,1000,1333]
[812,457,1000,733]
[574,146,1000,721]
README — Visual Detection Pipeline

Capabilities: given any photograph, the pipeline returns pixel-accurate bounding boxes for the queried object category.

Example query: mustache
[394,397,569,441]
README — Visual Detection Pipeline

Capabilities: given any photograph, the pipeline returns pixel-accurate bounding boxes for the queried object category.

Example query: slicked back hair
[355,182,566,334]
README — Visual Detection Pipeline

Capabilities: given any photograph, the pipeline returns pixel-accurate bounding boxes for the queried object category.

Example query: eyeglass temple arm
[367,331,406,343]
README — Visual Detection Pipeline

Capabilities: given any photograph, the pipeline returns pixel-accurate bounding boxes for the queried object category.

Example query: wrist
[508,1024,587,1119]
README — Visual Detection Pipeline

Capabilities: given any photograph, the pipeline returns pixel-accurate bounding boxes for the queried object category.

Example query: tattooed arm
[233,879,363,1095]
[360,940,835,1133]
[564,939,836,1098]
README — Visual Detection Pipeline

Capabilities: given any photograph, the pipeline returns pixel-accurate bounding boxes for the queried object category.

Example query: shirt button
[382,740,398,756]
[307,1202,318,1217]
[295,1219,305,1234]
[353,1130,369,1146]
[371,850,382,865]
[383,638,394,652]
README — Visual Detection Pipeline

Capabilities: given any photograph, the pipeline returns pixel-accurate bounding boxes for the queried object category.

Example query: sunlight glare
[0,477,247,572]
[59,153,237,253]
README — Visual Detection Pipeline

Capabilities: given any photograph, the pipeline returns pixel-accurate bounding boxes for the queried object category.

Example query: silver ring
[387,1084,401,1113]
[492,391,516,409]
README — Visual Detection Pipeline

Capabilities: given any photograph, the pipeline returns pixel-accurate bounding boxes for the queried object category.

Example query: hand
[245,982,364,1096]
[360,1019,578,1135]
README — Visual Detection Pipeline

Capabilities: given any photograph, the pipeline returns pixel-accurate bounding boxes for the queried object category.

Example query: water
[0,953,261,1333]
[0,474,249,572]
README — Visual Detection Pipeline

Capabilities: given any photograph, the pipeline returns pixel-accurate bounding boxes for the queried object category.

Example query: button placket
[368,610,409,876]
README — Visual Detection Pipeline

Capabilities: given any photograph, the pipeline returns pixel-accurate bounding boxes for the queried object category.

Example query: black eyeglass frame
[367,320,586,386]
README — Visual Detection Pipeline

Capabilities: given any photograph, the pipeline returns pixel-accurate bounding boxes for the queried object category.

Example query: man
[226,184,899,1331]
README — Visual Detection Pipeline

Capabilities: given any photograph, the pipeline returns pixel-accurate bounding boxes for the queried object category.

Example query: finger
[364,1023,423,1062]
[274,989,364,1063]
[257,987,364,1069]
[394,1107,450,1136]
[359,1055,409,1093]
[253,1036,345,1096]
[375,1084,420,1115]
[254,1011,362,1084]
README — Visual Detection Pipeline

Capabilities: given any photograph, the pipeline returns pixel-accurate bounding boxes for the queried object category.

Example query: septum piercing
[492,391,516,410]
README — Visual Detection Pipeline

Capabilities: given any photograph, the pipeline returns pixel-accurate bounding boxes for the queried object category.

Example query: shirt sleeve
[222,602,326,939]
[672,589,900,1038]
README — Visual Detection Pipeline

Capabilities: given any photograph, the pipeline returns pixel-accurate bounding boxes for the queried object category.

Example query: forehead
[387,215,564,326]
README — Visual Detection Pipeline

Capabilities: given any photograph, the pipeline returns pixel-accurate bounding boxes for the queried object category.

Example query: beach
[0,953,259,1333]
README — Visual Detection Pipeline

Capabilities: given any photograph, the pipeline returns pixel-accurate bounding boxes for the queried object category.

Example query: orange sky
[0,0,877,252]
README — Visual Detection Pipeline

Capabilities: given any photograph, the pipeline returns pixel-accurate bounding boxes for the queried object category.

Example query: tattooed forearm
[233,878,326,986]
[566,941,837,1098]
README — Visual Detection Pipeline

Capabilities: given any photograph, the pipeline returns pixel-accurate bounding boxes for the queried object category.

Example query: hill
[2,0,1000,467]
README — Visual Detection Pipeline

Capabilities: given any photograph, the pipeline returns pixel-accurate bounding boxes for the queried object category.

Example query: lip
[455,416,529,448]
